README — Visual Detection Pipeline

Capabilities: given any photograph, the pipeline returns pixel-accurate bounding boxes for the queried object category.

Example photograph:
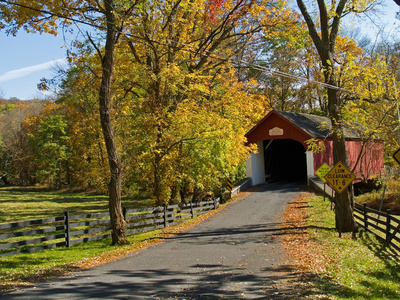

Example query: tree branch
[296,0,323,57]
[127,40,144,64]
[330,0,347,53]
[87,32,103,62]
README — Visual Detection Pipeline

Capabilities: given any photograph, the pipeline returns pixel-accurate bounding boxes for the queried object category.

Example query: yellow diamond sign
[315,163,331,183]
[324,161,356,194]
[393,148,400,166]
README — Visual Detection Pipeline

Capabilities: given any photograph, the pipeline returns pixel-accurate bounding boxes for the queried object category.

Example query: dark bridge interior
[264,139,307,183]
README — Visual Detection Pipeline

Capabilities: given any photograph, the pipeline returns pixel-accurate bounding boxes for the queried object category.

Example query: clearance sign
[324,161,356,194]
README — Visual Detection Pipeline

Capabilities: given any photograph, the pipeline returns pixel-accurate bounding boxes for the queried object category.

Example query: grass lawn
[0,186,154,223]
[305,195,400,299]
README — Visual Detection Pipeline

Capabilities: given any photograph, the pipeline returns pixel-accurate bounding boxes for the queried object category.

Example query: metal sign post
[316,163,331,201]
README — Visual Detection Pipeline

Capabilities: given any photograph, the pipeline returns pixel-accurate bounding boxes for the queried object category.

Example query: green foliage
[28,115,70,187]
[305,138,326,153]
[0,104,16,114]
[0,101,47,185]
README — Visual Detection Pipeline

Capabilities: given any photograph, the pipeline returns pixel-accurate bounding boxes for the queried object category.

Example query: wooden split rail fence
[354,202,400,253]
[0,198,220,257]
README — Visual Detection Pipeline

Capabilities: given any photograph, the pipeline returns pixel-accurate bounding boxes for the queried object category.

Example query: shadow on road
[3,263,304,299]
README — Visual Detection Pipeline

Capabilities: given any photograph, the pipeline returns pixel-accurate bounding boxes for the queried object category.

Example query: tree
[295,0,376,233]
[57,67,110,191]
[250,15,321,112]
[0,101,45,185]
[346,38,400,170]
[0,0,141,244]
[114,0,289,205]
[96,0,134,244]
[0,0,275,241]
[28,114,70,187]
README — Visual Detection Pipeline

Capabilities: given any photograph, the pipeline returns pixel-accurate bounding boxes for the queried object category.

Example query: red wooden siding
[313,140,334,171]
[246,111,311,148]
[313,140,384,180]
[345,140,384,179]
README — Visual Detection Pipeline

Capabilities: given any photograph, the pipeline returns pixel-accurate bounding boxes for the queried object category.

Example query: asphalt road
[1,182,305,300]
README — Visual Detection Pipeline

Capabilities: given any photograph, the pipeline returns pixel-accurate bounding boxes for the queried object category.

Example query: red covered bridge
[245,110,384,186]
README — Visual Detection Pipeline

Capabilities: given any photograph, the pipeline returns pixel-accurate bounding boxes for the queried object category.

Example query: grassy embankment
[299,192,400,299]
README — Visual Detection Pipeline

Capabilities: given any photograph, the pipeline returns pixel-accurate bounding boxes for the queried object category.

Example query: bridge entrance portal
[263,139,307,183]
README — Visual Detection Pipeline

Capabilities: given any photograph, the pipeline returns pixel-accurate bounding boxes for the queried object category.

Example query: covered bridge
[245,110,384,186]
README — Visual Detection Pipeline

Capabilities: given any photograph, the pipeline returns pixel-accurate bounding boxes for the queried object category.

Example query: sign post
[315,163,331,201]
[324,161,356,237]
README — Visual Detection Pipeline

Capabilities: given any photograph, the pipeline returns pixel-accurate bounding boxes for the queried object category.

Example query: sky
[0,1,399,101]
[0,31,69,100]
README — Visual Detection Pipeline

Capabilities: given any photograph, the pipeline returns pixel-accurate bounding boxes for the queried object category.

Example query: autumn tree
[110,0,290,205]
[295,0,379,233]
[0,0,295,240]
[344,37,400,170]
[56,66,110,191]
[248,14,323,112]
[0,0,142,244]
[0,101,46,185]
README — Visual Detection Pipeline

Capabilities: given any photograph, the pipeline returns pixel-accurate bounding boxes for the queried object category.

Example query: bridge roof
[275,110,360,139]
[245,110,361,145]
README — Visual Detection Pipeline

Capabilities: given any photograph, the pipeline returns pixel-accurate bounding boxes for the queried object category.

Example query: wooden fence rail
[0,198,219,257]
[354,203,400,253]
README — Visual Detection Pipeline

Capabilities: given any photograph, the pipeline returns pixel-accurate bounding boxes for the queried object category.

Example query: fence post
[363,203,368,231]
[213,198,217,210]
[64,211,70,248]
[386,209,392,244]
[122,207,127,221]
[164,205,167,228]
[190,201,194,218]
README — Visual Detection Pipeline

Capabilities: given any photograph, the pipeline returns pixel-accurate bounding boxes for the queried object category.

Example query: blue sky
[0,1,399,100]
[0,31,69,100]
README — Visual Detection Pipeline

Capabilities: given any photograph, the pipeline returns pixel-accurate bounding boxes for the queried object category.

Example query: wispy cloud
[0,58,67,83]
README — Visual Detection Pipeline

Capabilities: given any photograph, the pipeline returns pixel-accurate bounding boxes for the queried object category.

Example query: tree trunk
[327,79,358,233]
[297,0,357,234]
[153,161,163,206]
[0,175,8,185]
[99,0,127,245]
